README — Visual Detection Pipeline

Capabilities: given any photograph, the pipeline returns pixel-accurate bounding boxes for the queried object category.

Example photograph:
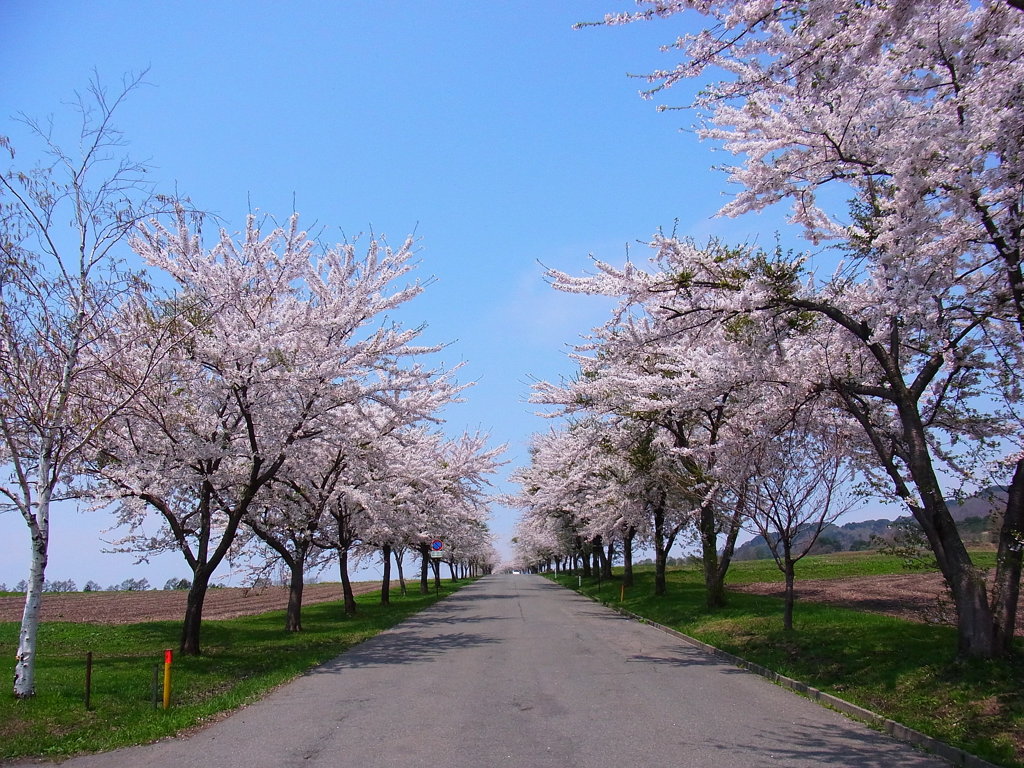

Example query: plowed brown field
[5,574,1020,632]
[0,582,389,625]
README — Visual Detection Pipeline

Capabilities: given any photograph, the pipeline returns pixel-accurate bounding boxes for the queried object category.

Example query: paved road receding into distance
[29,574,953,768]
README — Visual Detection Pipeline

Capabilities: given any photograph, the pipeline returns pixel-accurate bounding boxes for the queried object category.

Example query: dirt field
[733,572,1024,634]
[0,582,388,625]
[3,574,1020,632]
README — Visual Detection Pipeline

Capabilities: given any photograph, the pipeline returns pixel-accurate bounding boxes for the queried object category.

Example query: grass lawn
[0,582,465,761]
[685,549,999,583]
[550,554,1023,768]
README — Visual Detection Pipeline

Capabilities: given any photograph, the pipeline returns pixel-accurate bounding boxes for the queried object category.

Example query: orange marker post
[162,649,172,710]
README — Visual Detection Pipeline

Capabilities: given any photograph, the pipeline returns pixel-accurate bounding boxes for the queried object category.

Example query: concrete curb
[587,594,1003,768]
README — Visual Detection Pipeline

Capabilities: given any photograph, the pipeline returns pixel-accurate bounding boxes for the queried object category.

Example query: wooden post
[84,652,93,710]
[152,664,160,710]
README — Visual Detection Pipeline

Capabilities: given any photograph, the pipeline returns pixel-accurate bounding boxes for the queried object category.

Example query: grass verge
[684,549,999,583]
[0,581,466,762]
[550,557,1022,768]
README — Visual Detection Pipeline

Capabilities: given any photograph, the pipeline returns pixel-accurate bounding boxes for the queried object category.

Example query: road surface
[20,574,954,768]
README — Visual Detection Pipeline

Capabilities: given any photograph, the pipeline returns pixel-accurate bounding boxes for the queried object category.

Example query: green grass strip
[0,582,466,761]
[551,557,1022,768]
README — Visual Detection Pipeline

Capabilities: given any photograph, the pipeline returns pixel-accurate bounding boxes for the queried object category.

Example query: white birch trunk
[14,469,50,699]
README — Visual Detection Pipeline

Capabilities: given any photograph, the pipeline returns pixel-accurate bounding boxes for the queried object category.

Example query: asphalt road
[26,574,954,768]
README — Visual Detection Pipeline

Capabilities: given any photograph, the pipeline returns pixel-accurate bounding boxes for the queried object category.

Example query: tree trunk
[653,500,669,597]
[622,526,636,588]
[13,498,48,698]
[419,544,430,594]
[912,502,995,657]
[166,483,249,656]
[602,540,614,580]
[699,500,727,609]
[245,523,309,632]
[381,544,392,606]
[836,376,1010,658]
[654,544,669,597]
[285,559,304,632]
[181,568,212,655]
[432,558,442,590]
[339,547,357,616]
[992,459,1024,655]
[713,490,747,606]
[783,556,796,632]
[395,548,408,596]
[898,402,996,657]
[448,560,458,582]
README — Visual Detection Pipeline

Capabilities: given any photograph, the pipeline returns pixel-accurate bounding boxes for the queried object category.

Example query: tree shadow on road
[407,613,515,623]
[421,591,521,603]
[625,653,748,672]
[572,606,638,623]
[387,600,517,626]
[702,716,949,768]
[310,630,500,670]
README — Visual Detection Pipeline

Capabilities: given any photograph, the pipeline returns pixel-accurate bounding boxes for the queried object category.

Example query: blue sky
[0,1,803,588]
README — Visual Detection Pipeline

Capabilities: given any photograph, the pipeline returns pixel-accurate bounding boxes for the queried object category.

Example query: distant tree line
[0,576,196,593]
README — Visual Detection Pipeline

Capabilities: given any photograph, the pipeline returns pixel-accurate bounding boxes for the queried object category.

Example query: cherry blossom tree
[92,209,442,654]
[353,425,440,600]
[321,492,373,616]
[531,272,783,602]
[564,419,656,586]
[586,0,1024,657]
[391,428,503,594]
[739,403,859,630]
[340,371,489,601]
[510,437,586,574]
[510,514,561,574]
[0,74,184,697]
[509,425,603,577]
[551,234,1020,656]
[444,517,499,579]
[305,407,429,615]
[241,449,340,630]
[242,391,499,622]
[511,417,692,593]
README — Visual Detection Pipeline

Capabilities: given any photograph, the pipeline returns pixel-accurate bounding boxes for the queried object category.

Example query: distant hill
[732,486,1007,561]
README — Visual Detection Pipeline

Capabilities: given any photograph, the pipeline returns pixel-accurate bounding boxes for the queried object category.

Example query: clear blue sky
[0,1,801,588]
